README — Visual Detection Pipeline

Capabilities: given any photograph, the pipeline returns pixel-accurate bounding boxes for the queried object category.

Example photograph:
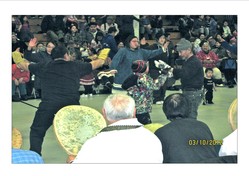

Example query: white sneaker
[89,94,93,97]
[81,94,87,98]
[216,84,224,87]
[156,101,163,105]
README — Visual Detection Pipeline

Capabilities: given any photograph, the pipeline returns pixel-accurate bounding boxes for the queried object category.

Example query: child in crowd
[203,68,216,105]
[122,60,170,124]
[12,50,31,101]
[80,48,96,97]
[80,72,95,97]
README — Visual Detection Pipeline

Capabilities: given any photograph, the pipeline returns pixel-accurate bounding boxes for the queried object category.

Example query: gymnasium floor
[12,85,237,163]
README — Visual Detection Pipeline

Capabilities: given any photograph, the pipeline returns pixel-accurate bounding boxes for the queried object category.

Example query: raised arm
[24,38,43,63]
[90,48,111,70]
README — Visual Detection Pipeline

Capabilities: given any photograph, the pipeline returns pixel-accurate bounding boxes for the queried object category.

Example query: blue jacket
[110,47,163,85]
[221,41,237,55]
[102,34,118,59]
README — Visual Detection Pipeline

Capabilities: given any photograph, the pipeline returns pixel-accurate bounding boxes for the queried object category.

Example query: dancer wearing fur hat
[122,60,170,124]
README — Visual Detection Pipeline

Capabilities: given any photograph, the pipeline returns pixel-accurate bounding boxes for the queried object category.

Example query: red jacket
[12,64,30,83]
[196,50,219,68]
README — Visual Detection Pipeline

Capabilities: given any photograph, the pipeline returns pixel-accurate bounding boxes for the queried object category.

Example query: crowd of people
[12,15,237,164]
[12,15,237,101]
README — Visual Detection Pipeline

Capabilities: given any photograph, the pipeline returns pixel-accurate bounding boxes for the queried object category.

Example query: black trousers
[205,90,213,103]
[84,85,93,94]
[29,100,79,155]
[224,69,236,85]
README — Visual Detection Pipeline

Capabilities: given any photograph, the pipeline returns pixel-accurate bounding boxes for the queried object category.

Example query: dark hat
[126,35,138,43]
[176,38,192,52]
[155,31,165,40]
[131,60,147,73]
[51,45,68,59]
[125,35,138,47]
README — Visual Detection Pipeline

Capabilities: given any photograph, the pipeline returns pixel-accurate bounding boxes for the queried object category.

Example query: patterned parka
[122,73,167,114]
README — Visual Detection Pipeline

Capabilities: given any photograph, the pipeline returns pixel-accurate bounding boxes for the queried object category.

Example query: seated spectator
[92,31,105,52]
[12,52,30,101]
[222,20,232,40]
[140,15,152,40]
[219,99,237,157]
[155,93,218,163]
[12,15,22,37]
[178,15,194,40]
[102,27,119,60]
[196,41,223,86]
[82,22,101,44]
[205,15,217,37]
[100,15,119,37]
[192,38,202,54]
[64,15,78,33]
[19,15,34,42]
[12,148,44,164]
[12,33,28,64]
[206,35,216,49]
[199,33,206,42]
[24,38,55,63]
[216,34,237,55]
[64,24,83,47]
[211,41,228,68]
[117,15,140,43]
[219,50,237,88]
[24,39,56,98]
[150,15,165,40]
[117,41,124,49]
[41,15,65,42]
[12,126,43,164]
[77,15,89,35]
[72,94,163,163]
[201,99,237,163]
[193,15,207,37]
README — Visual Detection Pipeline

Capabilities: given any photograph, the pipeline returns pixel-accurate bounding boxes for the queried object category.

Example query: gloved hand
[155,60,173,77]
[98,48,111,61]
[154,60,171,70]
[167,71,173,78]
[12,51,26,64]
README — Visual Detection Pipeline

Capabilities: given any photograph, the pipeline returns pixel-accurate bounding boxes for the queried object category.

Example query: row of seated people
[12,93,237,164]
[12,15,170,44]
[12,15,237,43]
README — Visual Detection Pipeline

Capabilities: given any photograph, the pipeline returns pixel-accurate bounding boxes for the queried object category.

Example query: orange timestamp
[188,139,223,146]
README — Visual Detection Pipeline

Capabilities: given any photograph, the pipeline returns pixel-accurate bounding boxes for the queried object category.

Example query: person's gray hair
[103,94,135,121]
